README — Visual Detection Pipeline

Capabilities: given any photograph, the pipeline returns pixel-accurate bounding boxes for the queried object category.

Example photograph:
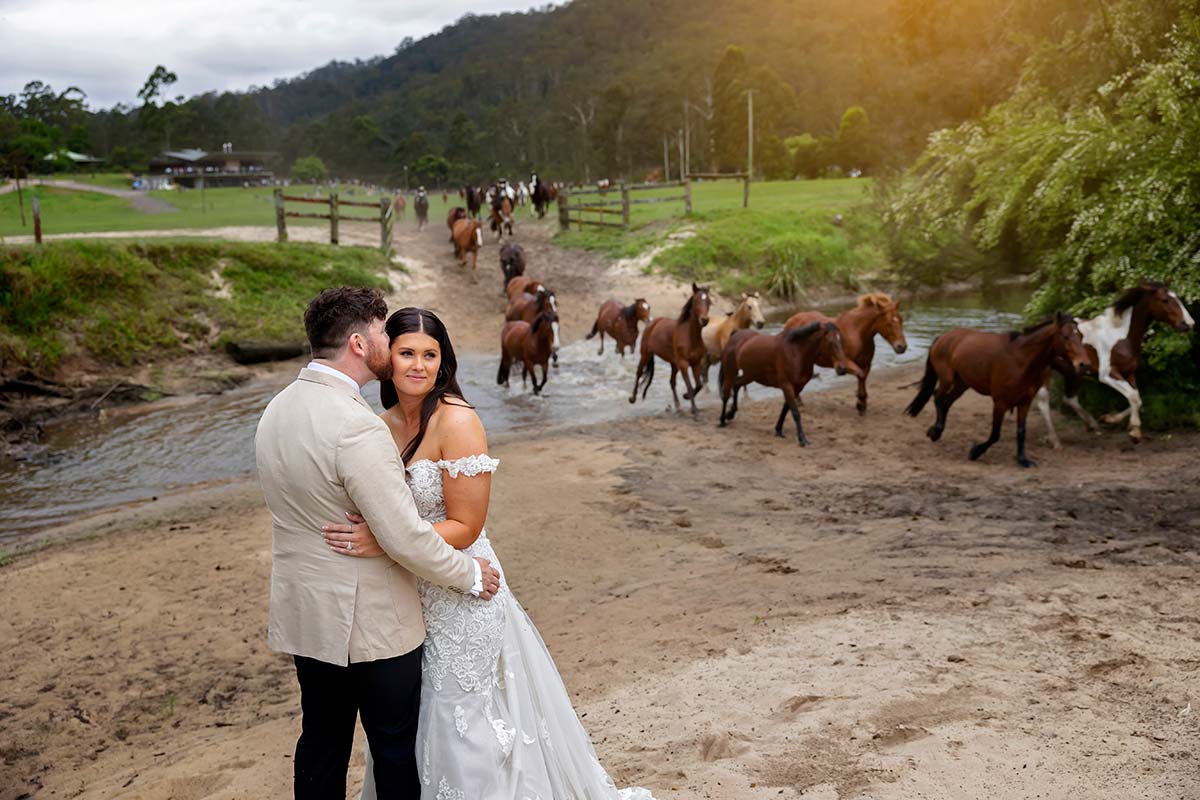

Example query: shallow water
[0,290,1027,546]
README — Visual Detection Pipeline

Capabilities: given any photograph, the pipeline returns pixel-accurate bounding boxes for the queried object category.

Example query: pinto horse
[629,284,711,415]
[464,186,483,219]
[451,218,484,281]
[530,173,552,219]
[718,322,853,446]
[906,313,1092,467]
[497,310,561,394]
[1035,280,1194,445]
[588,298,650,357]
[489,192,514,240]
[499,242,526,290]
[702,292,766,371]
[505,286,557,324]
[784,292,906,415]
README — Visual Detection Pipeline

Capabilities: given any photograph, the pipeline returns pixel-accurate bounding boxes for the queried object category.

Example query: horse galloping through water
[505,286,558,324]
[497,309,561,394]
[1035,280,1194,445]
[718,322,854,445]
[906,312,1092,467]
[629,284,711,416]
[451,218,484,282]
[588,298,650,357]
[499,242,526,290]
[784,292,905,415]
[701,292,766,374]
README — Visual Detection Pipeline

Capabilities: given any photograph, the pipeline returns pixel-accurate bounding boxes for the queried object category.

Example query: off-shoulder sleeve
[436,454,500,478]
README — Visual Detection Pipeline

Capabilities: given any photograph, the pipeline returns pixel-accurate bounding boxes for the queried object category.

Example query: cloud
[0,0,550,108]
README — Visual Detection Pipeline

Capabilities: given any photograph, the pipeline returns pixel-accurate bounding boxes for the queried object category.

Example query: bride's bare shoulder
[430,398,487,451]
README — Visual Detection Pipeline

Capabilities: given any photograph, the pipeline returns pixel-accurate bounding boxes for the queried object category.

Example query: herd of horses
[413,181,1194,468]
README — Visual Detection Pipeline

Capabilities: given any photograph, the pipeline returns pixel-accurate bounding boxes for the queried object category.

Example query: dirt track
[2,217,1198,799]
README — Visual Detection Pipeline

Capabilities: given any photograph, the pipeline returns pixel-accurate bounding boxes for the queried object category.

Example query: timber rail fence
[557,180,692,232]
[274,188,394,254]
[686,172,750,208]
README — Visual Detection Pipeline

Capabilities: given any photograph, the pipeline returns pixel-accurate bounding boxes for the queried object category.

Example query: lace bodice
[405,454,500,528]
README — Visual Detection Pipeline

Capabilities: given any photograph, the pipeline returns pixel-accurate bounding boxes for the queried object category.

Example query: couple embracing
[255,287,653,799]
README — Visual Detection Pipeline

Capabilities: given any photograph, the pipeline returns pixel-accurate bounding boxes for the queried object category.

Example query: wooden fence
[687,172,750,208]
[557,180,692,232]
[274,189,394,254]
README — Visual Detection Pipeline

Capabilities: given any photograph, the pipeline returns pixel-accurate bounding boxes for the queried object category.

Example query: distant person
[414,186,429,230]
[318,307,656,800]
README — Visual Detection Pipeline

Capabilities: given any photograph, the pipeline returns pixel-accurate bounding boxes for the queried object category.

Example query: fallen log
[225,340,308,365]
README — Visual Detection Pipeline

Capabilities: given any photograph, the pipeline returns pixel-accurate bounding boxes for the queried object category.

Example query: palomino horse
[447,207,467,242]
[906,313,1092,467]
[465,186,483,219]
[392,193,406,222]
[1036,280,1194,445]
[629,284,711,415]
[701,292,766,372]
[784,292,906,415]
[718,322,854,446]
[498,309,561,394]
[414,191,429,230]
[451,218,484,281]
[505,287,557,324]
[587,298,650,357]
[490,192,514,240]
[499,242,526,289]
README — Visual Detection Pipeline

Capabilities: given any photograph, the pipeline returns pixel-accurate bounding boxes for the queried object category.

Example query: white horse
[1036,281,1193,446]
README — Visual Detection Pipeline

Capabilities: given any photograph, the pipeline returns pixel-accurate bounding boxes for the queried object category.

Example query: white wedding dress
[361,454,653,800]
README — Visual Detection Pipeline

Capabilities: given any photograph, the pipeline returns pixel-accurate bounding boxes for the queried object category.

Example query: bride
[321,307,652,800]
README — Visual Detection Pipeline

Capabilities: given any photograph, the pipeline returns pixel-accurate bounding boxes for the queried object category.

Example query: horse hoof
[774,430,785,438]
[1129,429,1143,443]
[968,444,985,461]
[1100,412,1123,424]
[798,438,809,447]
[1017,457,1038,468]
[926,425,943,442]
[628,397,636,404]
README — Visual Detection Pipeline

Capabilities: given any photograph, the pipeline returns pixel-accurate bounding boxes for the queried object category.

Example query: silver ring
[346,542,353,552]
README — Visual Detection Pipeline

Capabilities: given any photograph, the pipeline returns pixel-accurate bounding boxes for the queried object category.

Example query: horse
[506,276,546,302]
[392,193,407,222]
[414,191,429,230]
[629,284,712,416]
[1035,280,1194,445]
[784,292,906,415]
[701,292,766,376]
[505,286,557,323]
[465,186,483,219]
[587,298,650,357]
[497,309,561,394]
[718,322,854,446]
[489,191,514,239]
[447,207,467,242]
[451,218,484,281]
[499,242,526,290]
[530,173,552,219]
[905,312,1092,468]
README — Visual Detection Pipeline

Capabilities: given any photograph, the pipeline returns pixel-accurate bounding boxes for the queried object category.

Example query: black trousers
[292,647,423,800]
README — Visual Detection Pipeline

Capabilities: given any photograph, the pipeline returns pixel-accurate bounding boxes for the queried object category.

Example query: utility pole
[682,98,690,177]
[677,129,685,183]
[663,135,669,183]
[746,89,755,181]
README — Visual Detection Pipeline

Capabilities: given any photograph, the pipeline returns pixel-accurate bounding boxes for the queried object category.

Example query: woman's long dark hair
[379,307,472,463]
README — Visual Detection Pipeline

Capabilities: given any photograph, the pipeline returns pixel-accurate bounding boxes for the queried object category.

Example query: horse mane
[621,302,639,323]
[1114,281,1166,314]
[784,321,823,342]
[677,295,695,323]
[1009,313,1073,340]
[857,292,893,309]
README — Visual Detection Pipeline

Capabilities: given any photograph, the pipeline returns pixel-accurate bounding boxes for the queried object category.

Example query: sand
[2,218,1198,800]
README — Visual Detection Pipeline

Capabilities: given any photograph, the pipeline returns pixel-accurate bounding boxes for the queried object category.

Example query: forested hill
[17,0,1096,184]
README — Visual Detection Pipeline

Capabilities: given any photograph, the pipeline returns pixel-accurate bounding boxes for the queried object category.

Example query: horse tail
[904,353,938,417]
[497,351,511,386]
[586,318,599,340]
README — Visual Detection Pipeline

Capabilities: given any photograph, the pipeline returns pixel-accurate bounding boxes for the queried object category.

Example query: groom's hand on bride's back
[323,512,502,601]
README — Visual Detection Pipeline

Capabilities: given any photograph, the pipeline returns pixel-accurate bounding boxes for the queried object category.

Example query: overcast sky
[0,0,551,109]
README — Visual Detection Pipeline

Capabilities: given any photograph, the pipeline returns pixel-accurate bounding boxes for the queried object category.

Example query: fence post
[32,196,41,244]
[330,193,339,245]
[620,183,630,231]
[683,179,692,216]
[379,198,392,254]
[743,175,750,209]
[557,191,569,231]
[274,189,288,243]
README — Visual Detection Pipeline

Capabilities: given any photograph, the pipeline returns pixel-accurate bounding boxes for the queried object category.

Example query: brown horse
[629,284,711,415]
[464,186,483,219]
[414,191,429,229]
[392,193,406,222]
[905,312,1092,467]
[447,207,467,243]
[451,218,483,281]
[505,287,557,324]
[497,309,561,394]
[1036,280,1194,445]
[784,292,905,415]
[506,276,546,302]
[499,242,526,289]
[490,195,514,240]
[587,298,650,357]
[717,322,854,446]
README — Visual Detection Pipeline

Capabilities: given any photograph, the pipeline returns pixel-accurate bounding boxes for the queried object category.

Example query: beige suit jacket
[255,368,476,665]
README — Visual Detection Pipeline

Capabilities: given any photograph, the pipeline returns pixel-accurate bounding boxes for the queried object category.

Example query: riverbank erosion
[3,367,1198,800]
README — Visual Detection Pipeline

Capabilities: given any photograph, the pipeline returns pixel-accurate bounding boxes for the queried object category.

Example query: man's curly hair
[303,287,388,359]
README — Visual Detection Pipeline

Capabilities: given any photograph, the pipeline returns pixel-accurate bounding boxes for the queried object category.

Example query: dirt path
[0,179,179,214]
[3,360,1198,799]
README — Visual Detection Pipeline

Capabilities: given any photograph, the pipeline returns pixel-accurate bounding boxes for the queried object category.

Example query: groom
[255,286,502,799]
